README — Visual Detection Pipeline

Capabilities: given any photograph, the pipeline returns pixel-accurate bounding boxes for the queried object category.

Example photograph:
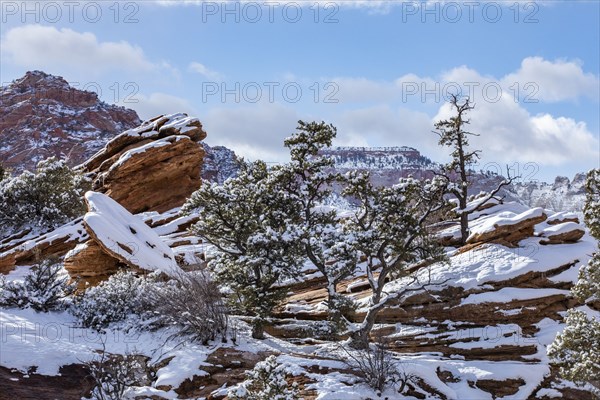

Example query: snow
[468,207,545,239]
[461,288,569,305]
[384,235,595,295]
[83,191,181,276]
[547,211,579,224]
[540,221,585,237]
[109,135,188,170]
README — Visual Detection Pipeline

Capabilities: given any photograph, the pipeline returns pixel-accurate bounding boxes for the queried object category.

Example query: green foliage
[548,310,600,390]
[434,95,479,175]
[584,168,600,240]
[549,168,600,391]
[275,121,358,332]
[0,257,75,312]
[572,249,600,304]
[343,171,448,348]
[183,160,303,339]
[0,157,91,236]
[228,355,300,400]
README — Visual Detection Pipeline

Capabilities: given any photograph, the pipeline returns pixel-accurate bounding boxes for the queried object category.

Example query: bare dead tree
[434,94,518,245]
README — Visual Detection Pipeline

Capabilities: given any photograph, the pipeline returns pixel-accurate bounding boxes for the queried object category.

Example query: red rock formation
[0,71,140,172]
[79,113,207,214]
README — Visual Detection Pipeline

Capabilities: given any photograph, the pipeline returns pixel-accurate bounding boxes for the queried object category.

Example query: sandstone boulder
[466,207,547,245]
[81,192,182,277]
[540,221,586,245]
[64,241,122,288]
[547,211,580,225]
[80,113,206,214]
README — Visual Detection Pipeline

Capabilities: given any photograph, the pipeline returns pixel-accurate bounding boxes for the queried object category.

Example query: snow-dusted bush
[228,355,300,400]
[85,347,149,400]
[0,257,75,311]
[548,310,600,391]
[151,270,229,344]
[0,157,91,236]
[340,340,412,394]
[72,271,157,331]
[549,169,600,392]
[584,168,600,239]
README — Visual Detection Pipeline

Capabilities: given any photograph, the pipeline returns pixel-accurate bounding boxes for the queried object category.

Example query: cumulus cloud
[202,103,302,162]
[502,57,600,102]
[332,105,435,150]
[433,93,599,167]
[0,25,161,74]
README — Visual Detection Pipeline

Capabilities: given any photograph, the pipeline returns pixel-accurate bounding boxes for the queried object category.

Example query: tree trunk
[348,304,380,349]
[251,318,265,339]
[460,210,469,245]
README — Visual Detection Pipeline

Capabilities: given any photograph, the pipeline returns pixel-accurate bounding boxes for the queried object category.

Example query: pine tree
[343,171,448,349]
[182,160,303,339]
[0,157,91,237]
[548,168,600,391]
[434,94,515,245]
[272,121,359,333]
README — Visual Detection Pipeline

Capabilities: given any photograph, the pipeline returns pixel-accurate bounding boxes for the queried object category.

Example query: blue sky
[1,0,599,182]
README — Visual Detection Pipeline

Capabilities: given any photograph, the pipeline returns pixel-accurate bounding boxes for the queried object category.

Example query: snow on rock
[78,113,207,214]
[547,211,580,225]
[80,112,206,172]
[0,218,88,274]
[539,221,586,245]
[437,202,547,247]
[467,207,546,243]
[461,287,570,305]
[82,191,181,276]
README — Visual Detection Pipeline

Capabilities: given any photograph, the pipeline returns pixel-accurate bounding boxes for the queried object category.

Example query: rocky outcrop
[0,71,140,173]
[64,192,182,286]
[79,113,206,214]
[540,222,586,245]
[0,219,87,274]
[267,201,596,399]
[0,112,207,275]
[64,241,122,287]
[466,207,547,245]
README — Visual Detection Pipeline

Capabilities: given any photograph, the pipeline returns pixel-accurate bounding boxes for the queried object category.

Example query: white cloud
[0,25,162,74]
[188,62,222,80]
[132,92,199,120]
[202,103,302,162]
[332,105,435,150]
[502,57,600,102]
[433,93,599,167]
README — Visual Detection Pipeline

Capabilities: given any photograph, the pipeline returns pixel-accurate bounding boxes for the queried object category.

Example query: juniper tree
[434,94,515,245]
[0,157,90,237]
[343,171,448,349]
[548,168,600,391]
[272,121,359,332]
[182,160,303,339]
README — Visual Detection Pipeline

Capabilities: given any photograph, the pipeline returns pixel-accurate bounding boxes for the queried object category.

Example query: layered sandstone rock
[540,221,586,245]
[79,113,206,214]
[64,192,183,286]
[269,201,597,399]
[0,113,207,275]
[0,71,140,173]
